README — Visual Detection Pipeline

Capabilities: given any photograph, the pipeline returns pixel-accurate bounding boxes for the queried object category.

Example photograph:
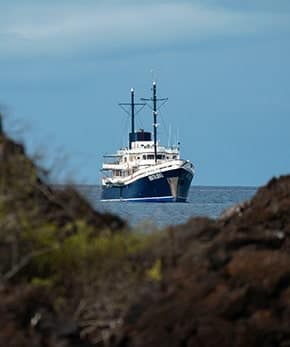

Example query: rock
[1,119,290,347]
[117,174,290,347]
[219,201,249,221]
[0,123,127,346]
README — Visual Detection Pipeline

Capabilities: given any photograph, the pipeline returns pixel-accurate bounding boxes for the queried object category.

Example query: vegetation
[0,115,164,346]
[1,113,290,347]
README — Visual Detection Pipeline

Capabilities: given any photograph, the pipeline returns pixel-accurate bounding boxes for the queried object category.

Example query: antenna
[150,69,155,84]
[168,123,172,148]
[119,88,145,149]
[176,128,180,150]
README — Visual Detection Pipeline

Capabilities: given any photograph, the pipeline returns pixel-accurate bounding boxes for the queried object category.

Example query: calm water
[77,186,257,229]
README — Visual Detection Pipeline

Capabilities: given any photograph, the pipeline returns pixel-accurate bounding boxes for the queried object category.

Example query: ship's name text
[148,173,164,181]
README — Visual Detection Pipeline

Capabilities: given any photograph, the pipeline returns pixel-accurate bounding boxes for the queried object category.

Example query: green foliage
[30,277,54,288]
[0,130,166,346]
[22,223,58,248]
[147,259,162,282]
[16,217,162,293]
[45,227,156,274]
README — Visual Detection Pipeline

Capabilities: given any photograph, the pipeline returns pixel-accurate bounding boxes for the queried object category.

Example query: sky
[0,0,289,186]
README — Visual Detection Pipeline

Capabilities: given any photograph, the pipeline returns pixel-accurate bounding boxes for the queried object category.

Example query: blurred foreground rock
[0,129,127,346]
[0,129,125,232]
[1,125,290,347]
[117,175,290,347]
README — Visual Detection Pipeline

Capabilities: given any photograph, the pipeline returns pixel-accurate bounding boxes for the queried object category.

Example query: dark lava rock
[2,119,290,347]
[116,175,290,347]
[0,285,94,347]
[0,120,127,346]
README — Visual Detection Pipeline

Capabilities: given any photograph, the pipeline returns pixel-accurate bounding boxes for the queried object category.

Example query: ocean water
[78,186,257,229]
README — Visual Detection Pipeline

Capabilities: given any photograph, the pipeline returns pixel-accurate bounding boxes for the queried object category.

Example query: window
[147,155,154,160]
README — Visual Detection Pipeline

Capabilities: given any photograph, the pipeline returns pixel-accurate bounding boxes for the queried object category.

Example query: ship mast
[130,88,135,135]
[141,81,168,163]
[153,82,158,163]
[119,89,145,149]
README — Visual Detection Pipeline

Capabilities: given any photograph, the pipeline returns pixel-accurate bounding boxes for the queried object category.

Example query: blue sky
[0,0,289,186]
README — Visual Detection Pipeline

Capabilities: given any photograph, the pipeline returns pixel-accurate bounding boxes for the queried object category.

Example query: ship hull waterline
[101,167,193,202]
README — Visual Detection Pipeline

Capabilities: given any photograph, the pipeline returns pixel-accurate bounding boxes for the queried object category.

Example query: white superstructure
[102,137,192,186]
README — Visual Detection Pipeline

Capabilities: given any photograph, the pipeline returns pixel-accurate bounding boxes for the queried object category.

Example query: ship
[100,81,194,202]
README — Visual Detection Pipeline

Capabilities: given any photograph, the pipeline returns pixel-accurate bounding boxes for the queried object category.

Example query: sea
[77,186,257,229]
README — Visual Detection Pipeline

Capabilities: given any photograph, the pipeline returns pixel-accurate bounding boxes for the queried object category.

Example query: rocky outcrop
[0,285,94,347]
[0,129,125,232]
[117,175,290,347]
[0,126,127,346]
[1,116,290,347]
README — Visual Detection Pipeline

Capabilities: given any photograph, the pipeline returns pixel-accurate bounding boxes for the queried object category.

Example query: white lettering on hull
[148,173,164,181]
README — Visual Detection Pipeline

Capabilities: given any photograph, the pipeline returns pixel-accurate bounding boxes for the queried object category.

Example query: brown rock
[117,175,290,347]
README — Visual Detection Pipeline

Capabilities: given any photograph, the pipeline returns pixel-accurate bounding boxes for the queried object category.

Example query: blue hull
[101,167,193,202]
